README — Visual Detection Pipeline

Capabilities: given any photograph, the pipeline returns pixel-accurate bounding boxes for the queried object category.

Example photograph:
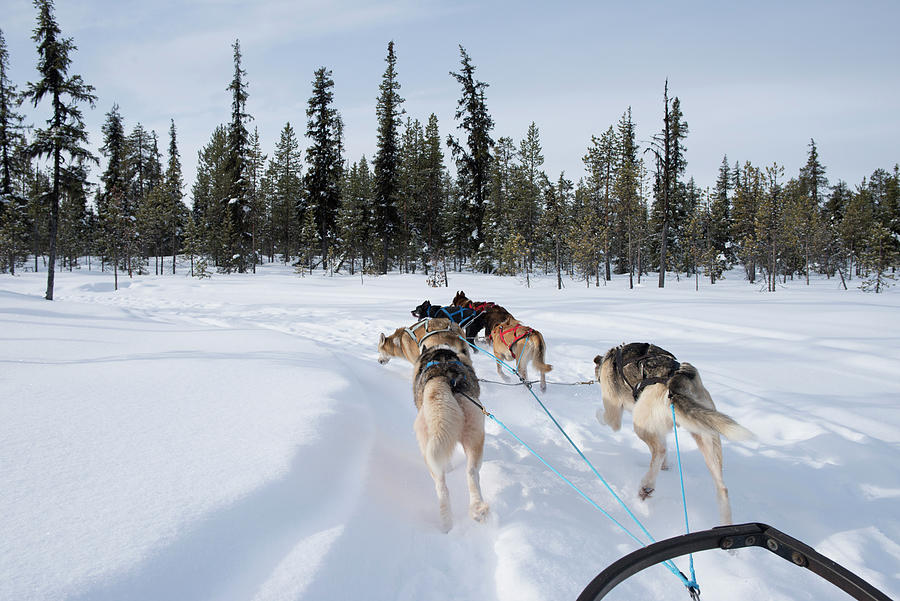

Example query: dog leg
[415,410,453,532]
[496,359,511,382]
[692,432,732,524]
[461,409,489,523]
[634,426,667,500]
[599,393,625,431]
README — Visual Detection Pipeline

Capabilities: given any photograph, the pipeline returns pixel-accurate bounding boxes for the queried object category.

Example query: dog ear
[593,354,603,365]
[379,333,385,344]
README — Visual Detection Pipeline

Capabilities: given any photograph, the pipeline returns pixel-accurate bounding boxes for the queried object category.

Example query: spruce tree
[338,157,374,274]
[396,117,423,271]
[304,66,343,270]
[860,223,897,292]
[514,122,544,277]
[98,104,133,277]
[486,136,516,267]
[447,46,494,263]
[756,163,785,291]
[583,126,616,284]
[647,81,688,287]
[542,172,571,289]
[840,180,875,279]
[246,127,266,272]
[166,119,184,273]
[710,156,732,266]
[0,29,26,201]
[373,41,404,273]
[797,139,827,283]
[270,122,302,263]
[24,0,97,299]
[192,125,229,265]
[0,29,28,273]
[731,161,762,282]
[224,39,253,272]
[420,114,446,272]
[614,108,642,288]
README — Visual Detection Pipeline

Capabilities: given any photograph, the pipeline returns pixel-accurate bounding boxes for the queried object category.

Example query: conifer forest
[1,1,898,298]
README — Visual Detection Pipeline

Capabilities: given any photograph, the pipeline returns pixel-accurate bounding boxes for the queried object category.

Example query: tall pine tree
[24,0,97,299]
[224,39,253,272]
[373,41,404,273]
[304,67,343,270]
[447,46,494,265]
[166,119,184,273]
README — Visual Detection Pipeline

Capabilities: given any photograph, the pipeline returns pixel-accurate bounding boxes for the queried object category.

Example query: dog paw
[661,462,670,471]
[540,383,547,392]
[470,501,490,522]
[639,486,654,500]
[439,514,453,533]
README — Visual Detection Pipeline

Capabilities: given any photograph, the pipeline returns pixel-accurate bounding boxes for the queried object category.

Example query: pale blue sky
[4,0,898,200]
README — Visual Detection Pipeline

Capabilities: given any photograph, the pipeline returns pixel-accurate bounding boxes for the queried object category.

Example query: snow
[1,265,898,601]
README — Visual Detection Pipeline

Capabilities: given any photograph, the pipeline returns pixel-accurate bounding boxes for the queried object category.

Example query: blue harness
[433,305,480,327]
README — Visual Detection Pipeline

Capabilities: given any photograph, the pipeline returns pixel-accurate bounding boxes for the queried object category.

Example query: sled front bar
[576,522,892,601]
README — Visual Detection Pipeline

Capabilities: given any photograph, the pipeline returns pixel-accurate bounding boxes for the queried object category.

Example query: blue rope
[458,336,693,588]
[515,333,530,373]
[671,403,699,590]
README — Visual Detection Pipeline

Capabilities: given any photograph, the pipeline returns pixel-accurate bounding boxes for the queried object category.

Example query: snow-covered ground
[1,264,898,601]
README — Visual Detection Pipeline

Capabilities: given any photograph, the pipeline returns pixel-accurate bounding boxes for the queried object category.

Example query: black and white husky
[594,343,752,524]
[412,345,490,532]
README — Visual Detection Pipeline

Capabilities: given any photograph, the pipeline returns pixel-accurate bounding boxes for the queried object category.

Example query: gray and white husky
[595,343,752,524]
[412,345,490,532]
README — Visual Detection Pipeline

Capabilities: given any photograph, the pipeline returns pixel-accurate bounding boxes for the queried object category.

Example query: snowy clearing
[1,265,898,601]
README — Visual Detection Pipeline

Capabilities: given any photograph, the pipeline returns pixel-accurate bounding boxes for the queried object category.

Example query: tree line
[1,1,898,298]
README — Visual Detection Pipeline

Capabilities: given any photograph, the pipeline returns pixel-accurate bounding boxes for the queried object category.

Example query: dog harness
[463,300,496,312]
[614,343,680,401]
[421,351,469,391]
[492,323,534,359]
[404,318,457,349]
[426,305,481,328]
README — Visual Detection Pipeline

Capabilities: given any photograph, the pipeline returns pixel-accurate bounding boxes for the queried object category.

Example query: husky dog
[411,301,486,343]
[489,317,553,392]
[412,345,489,532]
[595,343,752,524]
[377,318,468,364]
[451,290,514,339]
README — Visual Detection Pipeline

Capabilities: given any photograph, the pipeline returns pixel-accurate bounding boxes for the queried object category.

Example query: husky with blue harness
[411,301,486,343]
[412,345,489,532]
[377,317,468,365]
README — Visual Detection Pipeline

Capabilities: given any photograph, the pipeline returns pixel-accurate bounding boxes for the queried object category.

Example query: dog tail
[421,378,465,474]
[668,364,752,441]
[531,331,553,373]
[669,391,753,441]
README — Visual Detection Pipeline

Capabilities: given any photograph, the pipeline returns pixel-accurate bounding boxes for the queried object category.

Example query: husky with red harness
[488,316,553,391]
[451,290,514,340]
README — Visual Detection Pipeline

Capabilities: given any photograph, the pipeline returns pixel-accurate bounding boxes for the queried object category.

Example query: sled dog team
[377,290,752,532]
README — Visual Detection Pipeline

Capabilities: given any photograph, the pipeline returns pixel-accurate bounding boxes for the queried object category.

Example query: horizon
[4,0,899,204]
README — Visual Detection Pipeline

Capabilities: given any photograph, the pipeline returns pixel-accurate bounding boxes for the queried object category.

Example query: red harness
[464,300,495,312]
[492,323,533,358]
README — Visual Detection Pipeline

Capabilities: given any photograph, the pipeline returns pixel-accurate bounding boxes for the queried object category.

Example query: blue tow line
[672,403,699,590]
[458,336,699,593]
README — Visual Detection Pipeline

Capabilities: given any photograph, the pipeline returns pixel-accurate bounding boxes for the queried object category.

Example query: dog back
[413,346,480,411]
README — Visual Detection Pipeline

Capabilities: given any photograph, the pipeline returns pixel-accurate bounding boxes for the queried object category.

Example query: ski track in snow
[1,266,899,601]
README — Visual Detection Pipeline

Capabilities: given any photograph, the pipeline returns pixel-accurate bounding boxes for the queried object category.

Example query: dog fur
[595,343,752,525]
[489,317,553,391]
[412,345,489,532]
[451,290,514,338]
[377,318,468,364]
